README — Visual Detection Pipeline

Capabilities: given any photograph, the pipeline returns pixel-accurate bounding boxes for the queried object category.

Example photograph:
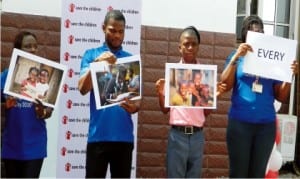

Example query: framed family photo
[90,54,142,109]
[165,63,217,109]
[4,48,67,108]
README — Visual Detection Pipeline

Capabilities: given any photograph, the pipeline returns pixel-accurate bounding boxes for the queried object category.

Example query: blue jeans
[167,127,204,178]
[226,119,276,178]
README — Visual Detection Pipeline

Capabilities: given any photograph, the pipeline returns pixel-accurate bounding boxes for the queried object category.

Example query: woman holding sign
[220,15,299,178]
[1,31,53,178]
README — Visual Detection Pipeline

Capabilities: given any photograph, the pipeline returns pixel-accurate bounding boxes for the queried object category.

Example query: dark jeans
[226,119,276,178]
[85,142,134,178]
[3,158,44,178]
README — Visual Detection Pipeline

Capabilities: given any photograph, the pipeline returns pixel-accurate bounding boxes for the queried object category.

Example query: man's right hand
[94,51,117,64]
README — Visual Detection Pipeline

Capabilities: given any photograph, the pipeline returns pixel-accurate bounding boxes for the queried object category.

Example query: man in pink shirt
[156,26,225,178]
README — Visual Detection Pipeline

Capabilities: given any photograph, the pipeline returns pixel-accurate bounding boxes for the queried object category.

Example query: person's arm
[78,70,93,95]
[274,60,298,103]
[274,82,291,103]
[78,51,117,95]
[220,43,253,91]
[155,78,170,114]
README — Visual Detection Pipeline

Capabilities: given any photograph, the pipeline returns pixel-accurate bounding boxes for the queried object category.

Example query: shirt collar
[102,42,123,56]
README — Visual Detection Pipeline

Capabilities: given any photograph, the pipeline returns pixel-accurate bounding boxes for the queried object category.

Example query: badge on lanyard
[252,76,263,93]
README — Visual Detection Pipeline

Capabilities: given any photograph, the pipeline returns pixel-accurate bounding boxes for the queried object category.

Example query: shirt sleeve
[1,69,8,101]
[80,50,92,77]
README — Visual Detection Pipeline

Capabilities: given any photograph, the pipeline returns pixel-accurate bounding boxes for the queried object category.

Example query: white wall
[2,0,237,33]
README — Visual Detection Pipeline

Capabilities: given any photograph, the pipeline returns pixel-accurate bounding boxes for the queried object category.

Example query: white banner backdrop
[58,0,141,178]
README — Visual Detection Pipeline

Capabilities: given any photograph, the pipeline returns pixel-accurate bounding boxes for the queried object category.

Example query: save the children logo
[64,19,71,28]
[66,130,72,140]
[64,52,70,61]
[69,3,75,13]
[68,35,74,44]
[67,99,73,109]
[62,115,68,125]
[107,6,113,11]
[65,162,71,172]
[68,68,74,78]
[63,84,68,93]
[61,147,67,156]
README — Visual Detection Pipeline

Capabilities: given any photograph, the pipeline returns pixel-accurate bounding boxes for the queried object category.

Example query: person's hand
[34,99,53,119]
[155,78,165,96]
[235,43,253,58]
[291,60,299,75]
[94,51,117,64]
[5,96,17,109]
[217,82,227,97]
[120,98,139,114]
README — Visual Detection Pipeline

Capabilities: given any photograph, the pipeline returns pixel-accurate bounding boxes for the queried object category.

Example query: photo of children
[4,49,67,108]
[165,63,217,109]
[20,67,50,100]
[90,55,141,109]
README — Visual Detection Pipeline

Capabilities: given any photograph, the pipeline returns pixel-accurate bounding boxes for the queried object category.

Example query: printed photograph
[4,48,67,108]
[165,63,217,109]
[90,54,141,109]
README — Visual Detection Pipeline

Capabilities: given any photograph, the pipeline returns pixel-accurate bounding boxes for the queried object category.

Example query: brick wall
[1,12,299,178]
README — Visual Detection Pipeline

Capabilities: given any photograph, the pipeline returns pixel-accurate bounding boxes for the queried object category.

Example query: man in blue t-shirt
[78,10,140,178]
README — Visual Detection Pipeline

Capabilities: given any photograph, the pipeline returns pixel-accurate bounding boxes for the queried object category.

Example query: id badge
[252,82,263,93]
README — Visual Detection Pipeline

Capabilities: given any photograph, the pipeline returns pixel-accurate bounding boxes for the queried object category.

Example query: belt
[172,125,203,135]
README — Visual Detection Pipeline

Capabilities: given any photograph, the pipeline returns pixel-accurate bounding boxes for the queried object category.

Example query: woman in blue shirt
[220,15,298,178]
[1,31,53,178]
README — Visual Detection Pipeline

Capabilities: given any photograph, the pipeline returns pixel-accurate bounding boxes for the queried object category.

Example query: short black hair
[14,31,37,49]
[28,66,39,74]
[104,9,126,25]
[180,26,201,44]
[241,15,264,42]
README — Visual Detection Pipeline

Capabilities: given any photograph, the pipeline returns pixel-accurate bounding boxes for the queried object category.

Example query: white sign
[243,31,297,82]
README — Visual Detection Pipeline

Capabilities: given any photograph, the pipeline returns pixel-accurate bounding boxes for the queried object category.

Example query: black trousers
[3,158,44,178]
[85,142,134,178]
[226,119,276,178]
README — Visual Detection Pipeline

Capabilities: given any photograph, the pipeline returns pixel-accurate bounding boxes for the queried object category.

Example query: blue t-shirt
[225,50,282,123]
[80,43,134,143]
[1,69,47,160]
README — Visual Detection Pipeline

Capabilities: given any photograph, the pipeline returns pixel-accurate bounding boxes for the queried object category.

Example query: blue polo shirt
[225,50,282,123]
[80,43,134,143]
[1,69,47,160]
